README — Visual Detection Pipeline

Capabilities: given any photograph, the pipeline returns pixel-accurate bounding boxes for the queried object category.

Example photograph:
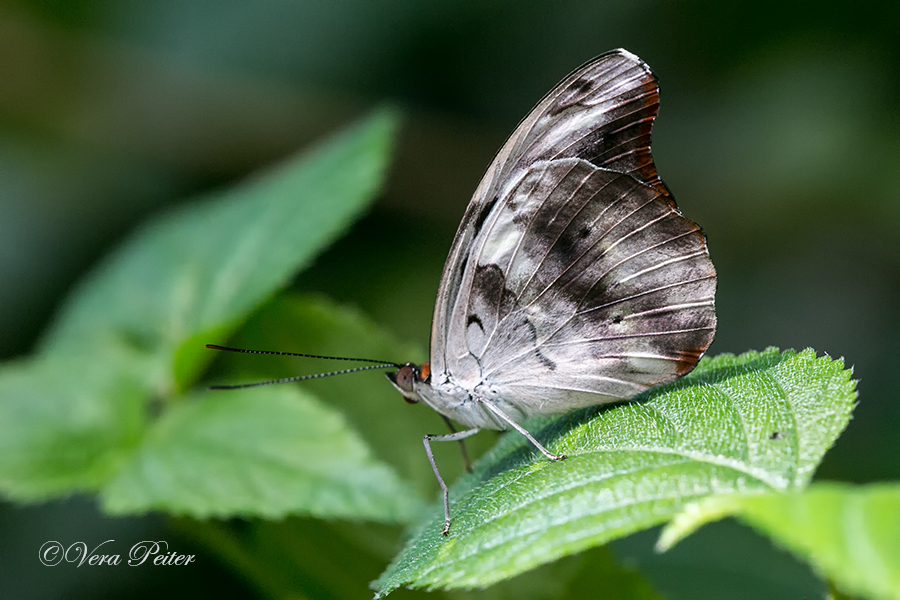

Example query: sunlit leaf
[374,348,856,595]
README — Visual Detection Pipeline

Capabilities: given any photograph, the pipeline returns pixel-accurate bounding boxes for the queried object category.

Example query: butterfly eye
[395,364,417,394]
[385,364,421,404]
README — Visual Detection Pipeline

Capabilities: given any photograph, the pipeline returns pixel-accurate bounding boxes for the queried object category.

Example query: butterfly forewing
[430,49,716,420]
[497,52,670,200]
[431,49,678,377]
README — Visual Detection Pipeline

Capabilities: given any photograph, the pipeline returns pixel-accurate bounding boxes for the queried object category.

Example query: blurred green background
[1,0,898,598]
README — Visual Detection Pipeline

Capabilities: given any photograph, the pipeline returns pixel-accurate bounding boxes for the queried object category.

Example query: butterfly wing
[430,49,716,415]
[468,158,715,410]
[431,49,674,377]
[478,49,672,202]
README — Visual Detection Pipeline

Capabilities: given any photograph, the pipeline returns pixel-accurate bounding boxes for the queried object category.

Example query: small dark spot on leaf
[770,431,783,440]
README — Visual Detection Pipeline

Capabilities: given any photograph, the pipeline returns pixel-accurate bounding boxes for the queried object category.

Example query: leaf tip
[354,105,403,155]
[370,578,395,599]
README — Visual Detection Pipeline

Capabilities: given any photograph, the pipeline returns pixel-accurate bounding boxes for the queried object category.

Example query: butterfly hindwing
[471,159,716,411]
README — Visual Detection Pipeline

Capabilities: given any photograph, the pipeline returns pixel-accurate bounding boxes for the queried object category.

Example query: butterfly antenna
[204,344,402,391]
[205,344,400,366]
[208,363,399,390]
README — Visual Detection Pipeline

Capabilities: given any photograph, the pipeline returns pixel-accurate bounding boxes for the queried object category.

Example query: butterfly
[209,48,716,536]
[385,48,716,534]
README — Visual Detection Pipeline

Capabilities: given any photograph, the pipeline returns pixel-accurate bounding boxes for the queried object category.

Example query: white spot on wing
[480,226,522,266]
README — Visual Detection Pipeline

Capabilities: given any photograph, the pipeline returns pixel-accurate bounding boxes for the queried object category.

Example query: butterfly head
[386,362,430,404]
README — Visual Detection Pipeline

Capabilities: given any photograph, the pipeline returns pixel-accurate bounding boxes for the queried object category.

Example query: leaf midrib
[470,442,790,509]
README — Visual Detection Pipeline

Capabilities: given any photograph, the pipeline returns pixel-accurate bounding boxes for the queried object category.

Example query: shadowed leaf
[659,483,900,600]
[101,385,424,521]
[0,112,410,523]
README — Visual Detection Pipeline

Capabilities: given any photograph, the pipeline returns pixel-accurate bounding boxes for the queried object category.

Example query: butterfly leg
[423,427,481,535]
[479,400,567,461]
[441,414,473,473]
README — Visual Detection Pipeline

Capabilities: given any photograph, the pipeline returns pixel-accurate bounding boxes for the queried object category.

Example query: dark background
[1,1,898,597]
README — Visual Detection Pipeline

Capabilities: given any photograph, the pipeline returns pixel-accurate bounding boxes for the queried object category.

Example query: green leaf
[0,112,410,522]
[374,348,857,596]
[100,384,423,522]
[41,109,399,391]
[0,350,148,498]
[659,483,900,600]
